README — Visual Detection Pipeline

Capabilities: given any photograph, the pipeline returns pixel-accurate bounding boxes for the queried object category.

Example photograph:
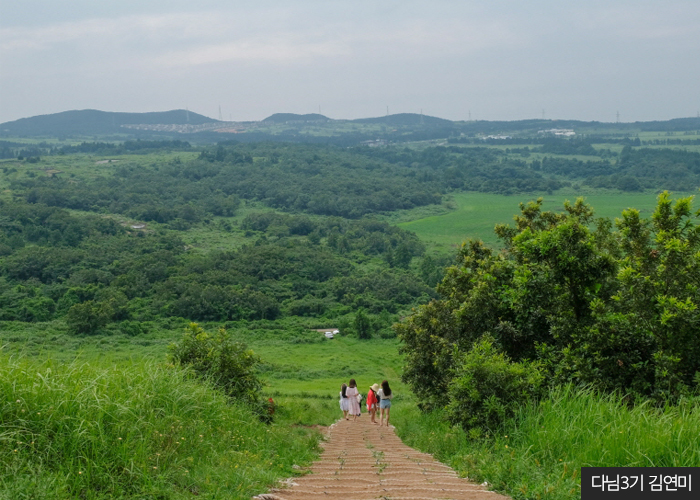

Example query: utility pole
[218,105,223,121]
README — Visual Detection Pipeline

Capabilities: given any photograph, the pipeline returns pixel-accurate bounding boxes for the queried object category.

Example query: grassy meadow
[397,190,697,250]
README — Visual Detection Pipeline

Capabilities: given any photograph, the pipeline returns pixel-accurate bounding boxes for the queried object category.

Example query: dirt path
[255,416,509,500]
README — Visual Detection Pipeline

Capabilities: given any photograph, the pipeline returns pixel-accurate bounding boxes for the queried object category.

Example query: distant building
[480,135,512,140]
[538,128,575,137]
[360,139,388,147]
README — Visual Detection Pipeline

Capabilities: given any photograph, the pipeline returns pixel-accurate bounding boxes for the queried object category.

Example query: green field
[398,190,697,250]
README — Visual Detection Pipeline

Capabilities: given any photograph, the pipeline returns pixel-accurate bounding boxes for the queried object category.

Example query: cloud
[155,38,350,67]
[0,6,523,66]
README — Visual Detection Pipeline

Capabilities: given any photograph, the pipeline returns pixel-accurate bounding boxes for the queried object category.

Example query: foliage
[445,338,544,433]
[65,300,111,334]
[168,323,267,417]
[354,307,372,339]
[0,197,434,328]
[398,192,700,417]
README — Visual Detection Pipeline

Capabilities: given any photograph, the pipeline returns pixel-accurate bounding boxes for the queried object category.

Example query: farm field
[398,190,697,249]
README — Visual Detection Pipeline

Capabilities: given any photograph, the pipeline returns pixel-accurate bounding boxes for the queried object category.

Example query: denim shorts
[380,399,391,409]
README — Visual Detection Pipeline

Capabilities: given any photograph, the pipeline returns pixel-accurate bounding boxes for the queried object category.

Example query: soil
[255,416,509,500]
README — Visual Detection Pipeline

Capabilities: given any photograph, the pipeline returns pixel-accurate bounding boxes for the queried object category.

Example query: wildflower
[505,445,508,448]
[153,466,157,469]
[118,437,122,441]
[16,400,20,403]
[78,471,82,475]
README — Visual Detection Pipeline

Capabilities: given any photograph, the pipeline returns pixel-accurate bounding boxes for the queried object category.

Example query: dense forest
[0,198,439,334]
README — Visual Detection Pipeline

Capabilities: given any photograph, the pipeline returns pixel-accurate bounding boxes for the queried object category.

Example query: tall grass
[0,355,321,499]
[393,385,700,500]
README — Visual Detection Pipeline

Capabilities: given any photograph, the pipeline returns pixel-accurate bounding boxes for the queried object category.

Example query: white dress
[339,391,350,412]
[346,386,361,415]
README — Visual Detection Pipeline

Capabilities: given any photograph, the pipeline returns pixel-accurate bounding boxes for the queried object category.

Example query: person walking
[339,383,350,420]
[346,379,361,421]
[367,383,380,424]
[377,380,393,427]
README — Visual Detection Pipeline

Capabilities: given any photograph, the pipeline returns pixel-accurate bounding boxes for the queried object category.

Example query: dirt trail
[255,416,509,500]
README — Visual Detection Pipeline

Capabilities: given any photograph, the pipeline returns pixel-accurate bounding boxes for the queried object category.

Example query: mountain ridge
[2,109,700,138]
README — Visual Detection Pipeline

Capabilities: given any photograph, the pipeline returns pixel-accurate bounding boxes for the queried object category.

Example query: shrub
[446,338,544,433]
[65,300,110,334]
[168,323,268,419]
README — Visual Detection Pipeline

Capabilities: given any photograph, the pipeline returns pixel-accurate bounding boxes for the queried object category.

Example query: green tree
[354,307,372,339]
[65,300,111,334]
[398,193,700,412]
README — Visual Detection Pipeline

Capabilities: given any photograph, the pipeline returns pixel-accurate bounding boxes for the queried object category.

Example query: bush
[65,300,110,334]
[168,323,268,419]
[446,338,544,433]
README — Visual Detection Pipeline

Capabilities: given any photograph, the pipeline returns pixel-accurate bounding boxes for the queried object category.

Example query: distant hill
[352,113,453,127]
[3,108,699,141]
[262,113,331,123]
[0,109,217,137]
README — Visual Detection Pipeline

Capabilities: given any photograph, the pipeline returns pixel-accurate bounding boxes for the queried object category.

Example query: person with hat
[367,383,380,423]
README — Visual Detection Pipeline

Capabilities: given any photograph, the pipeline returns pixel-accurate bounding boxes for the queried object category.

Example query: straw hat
[370,383,380,392]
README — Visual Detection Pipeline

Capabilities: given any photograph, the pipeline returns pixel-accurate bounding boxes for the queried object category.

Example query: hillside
[262,113,331,123]
[0,109,217,137]
[3,108,700,144]
[353,112,453,127]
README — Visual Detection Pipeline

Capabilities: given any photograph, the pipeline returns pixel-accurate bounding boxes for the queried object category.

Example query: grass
[397,191,697,250]
[0,354,321,500]
[393,385,700,500]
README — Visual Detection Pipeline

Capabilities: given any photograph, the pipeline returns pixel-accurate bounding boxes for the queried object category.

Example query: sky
[1,0,699,124]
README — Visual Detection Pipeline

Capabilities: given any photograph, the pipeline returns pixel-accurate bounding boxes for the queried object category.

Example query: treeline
[56,139,193,155]
[9,142,700,220]
[0,139,193,159]
[398,193,700,434]
[0,200,438,331]
[354,145,565,195]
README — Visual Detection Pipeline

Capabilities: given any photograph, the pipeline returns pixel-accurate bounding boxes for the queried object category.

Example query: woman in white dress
[339,383,350,420]
[345,379,361,421]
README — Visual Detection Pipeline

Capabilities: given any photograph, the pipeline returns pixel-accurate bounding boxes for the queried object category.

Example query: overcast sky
[1,1,699,124]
